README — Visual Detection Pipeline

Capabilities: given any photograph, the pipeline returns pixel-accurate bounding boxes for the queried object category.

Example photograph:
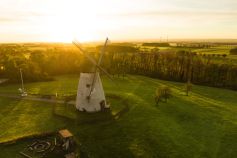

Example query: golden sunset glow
[0,0,237,42]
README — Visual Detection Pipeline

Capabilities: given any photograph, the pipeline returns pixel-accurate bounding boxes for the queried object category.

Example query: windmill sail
[72,41,113,80]
[88,38,109,99]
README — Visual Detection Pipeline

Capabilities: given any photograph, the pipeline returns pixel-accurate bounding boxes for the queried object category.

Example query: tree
[230,48,237,55]
[161,86,172,102]
[185,82,192,96]
[155,86,172,105]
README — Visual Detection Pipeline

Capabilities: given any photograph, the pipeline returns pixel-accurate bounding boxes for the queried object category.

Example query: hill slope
[0,75,236,158]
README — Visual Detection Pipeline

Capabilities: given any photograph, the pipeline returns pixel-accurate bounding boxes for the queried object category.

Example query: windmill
[72,38,112,112]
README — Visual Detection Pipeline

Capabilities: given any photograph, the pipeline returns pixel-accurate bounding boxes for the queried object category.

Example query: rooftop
[58,129,73,138]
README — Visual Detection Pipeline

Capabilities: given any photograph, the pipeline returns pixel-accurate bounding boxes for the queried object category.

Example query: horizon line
[1,38,237,44]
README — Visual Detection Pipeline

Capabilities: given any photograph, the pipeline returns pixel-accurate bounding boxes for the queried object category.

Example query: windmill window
[86,84,90,88]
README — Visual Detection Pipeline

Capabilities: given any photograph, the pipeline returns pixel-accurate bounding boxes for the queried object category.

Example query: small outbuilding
[58,129,75,152]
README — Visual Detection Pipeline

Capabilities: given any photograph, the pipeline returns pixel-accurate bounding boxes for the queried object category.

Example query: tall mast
[20,68,24,92]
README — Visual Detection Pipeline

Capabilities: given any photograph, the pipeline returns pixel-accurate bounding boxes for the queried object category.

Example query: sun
[46,26,99,43]
[39,0,102,43]
[42,16,100,43]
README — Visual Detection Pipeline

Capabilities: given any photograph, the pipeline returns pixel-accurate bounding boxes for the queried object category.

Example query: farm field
[0,75,237,158]
[141,45,231,54]
[140,45,237,62]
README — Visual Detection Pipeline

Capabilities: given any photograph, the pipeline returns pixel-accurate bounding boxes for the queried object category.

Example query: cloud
[0,17,17,22]
[116,10,237,18]
[0,11,49,23]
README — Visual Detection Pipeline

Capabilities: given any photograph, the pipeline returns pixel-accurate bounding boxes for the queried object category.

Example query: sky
[0,0,237,42]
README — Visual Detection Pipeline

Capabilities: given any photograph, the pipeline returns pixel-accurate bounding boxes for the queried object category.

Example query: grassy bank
[0,75,236,157]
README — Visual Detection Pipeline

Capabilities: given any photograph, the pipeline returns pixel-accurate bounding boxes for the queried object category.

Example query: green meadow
[0,75,237,157]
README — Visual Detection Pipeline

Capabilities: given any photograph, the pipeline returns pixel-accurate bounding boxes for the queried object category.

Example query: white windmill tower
[73,38,112,112]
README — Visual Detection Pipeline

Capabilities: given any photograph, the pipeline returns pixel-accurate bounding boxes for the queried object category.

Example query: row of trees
[0,46,85,82]
[103,50,237,90]
[0,44,237,90]
[142,43,170,47]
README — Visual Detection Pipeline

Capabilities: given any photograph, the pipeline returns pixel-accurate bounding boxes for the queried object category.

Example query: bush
[155,86,172,105]
[222,54,227,58]
[230,48,237,55]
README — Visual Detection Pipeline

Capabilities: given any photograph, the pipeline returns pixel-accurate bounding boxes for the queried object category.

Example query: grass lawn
[0,75,237,158]
[193,47,230,54]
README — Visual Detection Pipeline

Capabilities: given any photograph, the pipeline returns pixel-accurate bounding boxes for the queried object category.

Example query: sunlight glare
[41,0,102,42]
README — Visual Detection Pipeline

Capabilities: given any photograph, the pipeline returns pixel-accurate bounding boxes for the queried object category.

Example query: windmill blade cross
[72,40,113,81]
[89,38,109,98]
[98,37,109,67]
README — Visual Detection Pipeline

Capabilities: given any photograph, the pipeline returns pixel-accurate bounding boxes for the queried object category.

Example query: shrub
[155,86,172,105]
[230,48,237,55]
[222,54,227,58]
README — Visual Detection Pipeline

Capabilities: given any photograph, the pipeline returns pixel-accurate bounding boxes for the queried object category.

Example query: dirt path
[0,79,8,84]
[0,93,75,105]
